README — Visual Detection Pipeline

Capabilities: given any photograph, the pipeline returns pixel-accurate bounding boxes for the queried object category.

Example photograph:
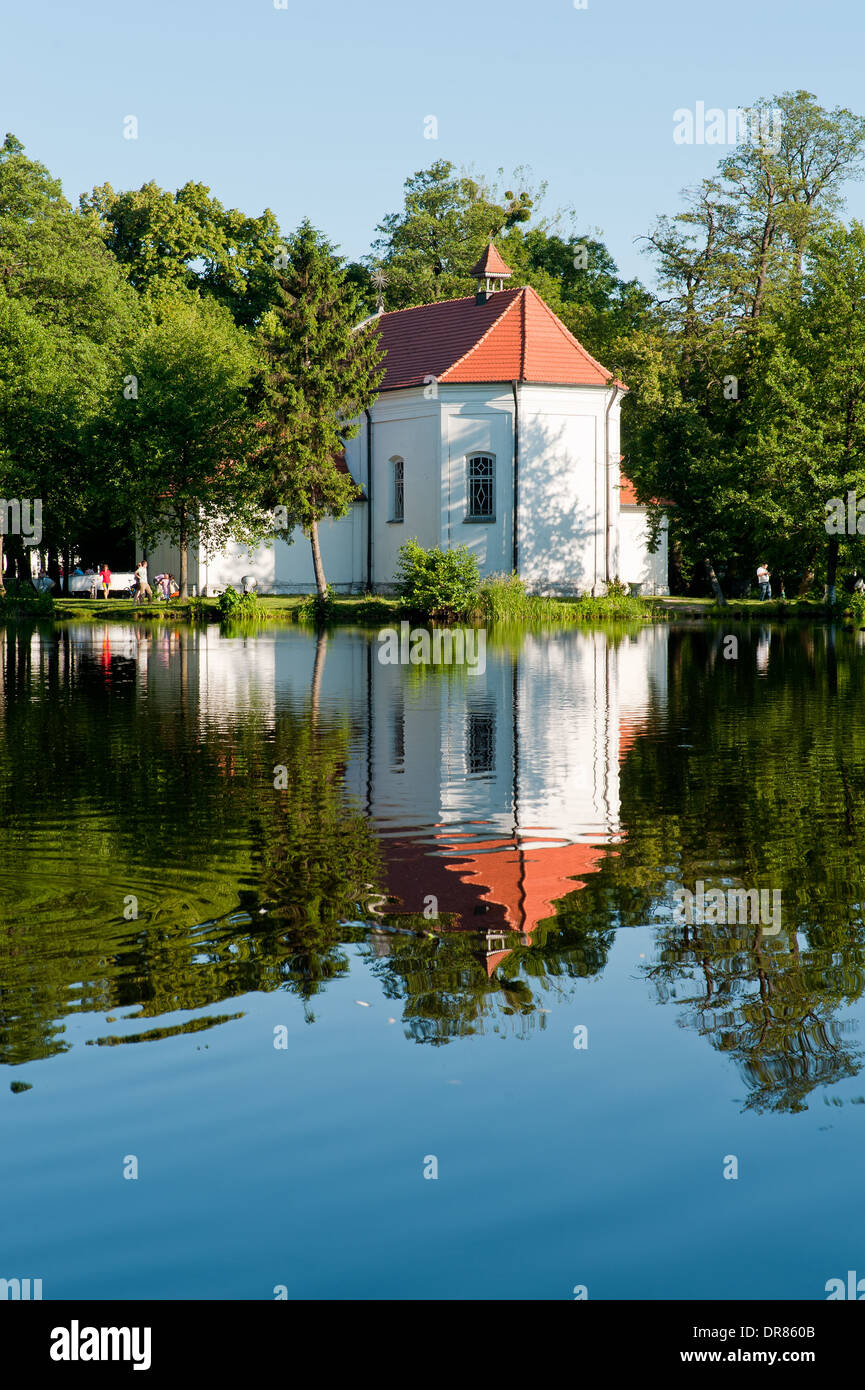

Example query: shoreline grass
[644,595,832,620]
[0,590,842,628]
[41,590,651,626]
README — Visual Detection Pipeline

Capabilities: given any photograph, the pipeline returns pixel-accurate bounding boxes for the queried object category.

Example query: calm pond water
[2,618,865,1300]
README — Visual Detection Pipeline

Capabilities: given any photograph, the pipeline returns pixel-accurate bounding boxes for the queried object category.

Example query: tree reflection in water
[3,619,865,1117]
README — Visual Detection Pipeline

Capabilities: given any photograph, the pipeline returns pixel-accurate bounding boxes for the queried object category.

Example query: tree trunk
[824,533,839,605]
[751,187,777,321]
[179,505,188,599]
[62,543,71,595]
[0,532,5,597]
[309,519,328,600]
[705,557,726,606]
[669,537,685,595]
[6,533,27,583]
[47,546,61,591]
[311,629,327,727]
[798,546,817,597]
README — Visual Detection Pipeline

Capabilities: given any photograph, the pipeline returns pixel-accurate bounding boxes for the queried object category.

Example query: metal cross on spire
[370,267,388,314]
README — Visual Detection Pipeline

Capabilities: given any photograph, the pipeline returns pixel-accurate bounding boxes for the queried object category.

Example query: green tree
[366,160,538,308]
[645,92,865,332]
[0,134,140,590]
[81,179,284,327]
[723,90,865,313]
[514,226,655,365]
[365,160,655,377]
[628,92,865,595]
[116,295,267,596]
[257,220,384,600]
[740,222,865,599]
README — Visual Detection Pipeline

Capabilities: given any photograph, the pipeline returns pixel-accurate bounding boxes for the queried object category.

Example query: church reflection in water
[189,622,665,973]
[362,628,667,972]
[5,620,865,1112]
[54,621,668,963]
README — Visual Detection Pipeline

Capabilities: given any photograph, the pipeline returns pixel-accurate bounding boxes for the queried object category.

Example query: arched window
[390,457,404,522]
[466,454,495,520]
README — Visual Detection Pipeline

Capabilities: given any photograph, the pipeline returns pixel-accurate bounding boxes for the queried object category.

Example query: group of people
[143,564,178,603]
[71,561,177,602]
[132,560,178,603]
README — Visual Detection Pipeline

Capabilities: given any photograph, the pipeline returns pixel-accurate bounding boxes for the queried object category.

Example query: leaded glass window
[467,454,494,519]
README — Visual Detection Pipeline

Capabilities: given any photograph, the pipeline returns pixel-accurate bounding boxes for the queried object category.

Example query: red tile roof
[381,716,649,977]
[375,286,620,391]
[619,473,639,505]
[618,468,672,509]
[333,447,367,500]
[470,243,513,278]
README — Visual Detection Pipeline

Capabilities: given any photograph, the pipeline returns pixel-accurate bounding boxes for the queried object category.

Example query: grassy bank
[644,596,832,619]
[45,593,404,624]
[9,589,844,627]
[38,589,648,627]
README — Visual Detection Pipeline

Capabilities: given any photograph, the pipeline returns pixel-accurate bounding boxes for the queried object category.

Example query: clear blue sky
[3,0,864,285]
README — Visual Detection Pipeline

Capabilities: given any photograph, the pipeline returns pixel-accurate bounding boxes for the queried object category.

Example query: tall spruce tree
[258,221,384,600]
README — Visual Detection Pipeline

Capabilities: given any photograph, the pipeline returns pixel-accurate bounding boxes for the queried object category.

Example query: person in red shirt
[100,564,111,598]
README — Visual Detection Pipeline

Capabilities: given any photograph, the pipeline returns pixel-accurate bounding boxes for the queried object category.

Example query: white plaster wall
[369,391,442,589]
[607,412,622,582]
[145,513,366,596]
[202,536,275,595]
[274,508,363,593]
[441,387,515,580]
[142,536,199,591]
[166,378,632,597]
[618,509,669,594]
[517,385,609,596]
[196,508,364,596]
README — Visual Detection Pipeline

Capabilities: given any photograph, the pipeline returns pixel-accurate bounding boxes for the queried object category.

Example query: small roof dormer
[471,242,512,304]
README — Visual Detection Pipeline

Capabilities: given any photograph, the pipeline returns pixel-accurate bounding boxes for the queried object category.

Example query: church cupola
[471,242,512,304]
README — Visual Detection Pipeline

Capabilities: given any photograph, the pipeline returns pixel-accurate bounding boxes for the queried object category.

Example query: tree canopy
[7,90,865,598]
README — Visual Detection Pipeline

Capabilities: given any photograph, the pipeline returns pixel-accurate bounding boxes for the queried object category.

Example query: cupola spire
[471,242,512,304]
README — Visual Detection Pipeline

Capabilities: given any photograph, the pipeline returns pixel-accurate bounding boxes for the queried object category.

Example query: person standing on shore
[134,560,153,603]
[99,563,111,598]
[756,563,771,600]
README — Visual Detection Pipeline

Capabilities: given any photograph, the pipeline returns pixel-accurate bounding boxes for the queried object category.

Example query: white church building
[151,245,668,596]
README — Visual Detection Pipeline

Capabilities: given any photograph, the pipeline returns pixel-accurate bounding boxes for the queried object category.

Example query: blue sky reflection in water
[1,620,865,1299]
